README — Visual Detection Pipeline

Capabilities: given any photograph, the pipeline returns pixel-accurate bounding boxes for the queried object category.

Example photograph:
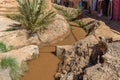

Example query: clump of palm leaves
[5,27,18,31]
[78,21,89,32]
[0,57,20,80]
[14,0,56,34]
[54,6,77,20]
[0,41,13,53]
[53,4,83,21]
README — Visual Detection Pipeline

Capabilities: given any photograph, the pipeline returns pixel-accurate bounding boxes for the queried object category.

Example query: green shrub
[0,57,20,80]
[7,14,22,22]
[14,0,56,34]
[5,27,17,31]
[75,21,89,32]
[54,7,75,20]
[53,4,83,21]
[0,41,13,53]
[20,61,28,75]
[32,53,38,60]
[0,42,8,53]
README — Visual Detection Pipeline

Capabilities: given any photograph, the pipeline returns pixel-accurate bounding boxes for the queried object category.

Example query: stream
[20,27,86,80]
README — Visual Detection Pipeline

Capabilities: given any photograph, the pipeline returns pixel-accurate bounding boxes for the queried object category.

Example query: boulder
[56,45,73,59]
[0,45,39,66]
[83,42,120,80]
[0,45,39,80]
[55,18,120,80]
[37,14,70,43]
[0,15,70,48]
[0,69,11,80]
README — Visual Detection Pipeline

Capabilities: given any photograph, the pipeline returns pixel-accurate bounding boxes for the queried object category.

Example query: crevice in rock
[89,41,108,65]
[76,41,108,80]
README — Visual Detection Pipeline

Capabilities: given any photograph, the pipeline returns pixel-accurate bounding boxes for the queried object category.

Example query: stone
[55,18,120,80]
[0,16,20,32]
[0,46,35,79]
[0,45,39,66]
[0,15,70,48]
[37,14,70,43]
[56,45,73,59]
[0,69,11,80]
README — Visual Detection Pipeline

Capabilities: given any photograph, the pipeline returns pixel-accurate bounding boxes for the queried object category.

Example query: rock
[45,0,52,12]
[55,18,120,80]
[56,45,73,59]
[80,18,120,41]
[0,45,39,66]
[0,69,11,80]
[0,0,18,15]
[37,14,70,43]
[0,15,70,47]
[0,29,41,48]
[83,43,120,80]
[0,45,37,80]
[0,16,20,32]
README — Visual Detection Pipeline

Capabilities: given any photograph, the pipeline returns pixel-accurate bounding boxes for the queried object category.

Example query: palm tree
[16,0,56,34]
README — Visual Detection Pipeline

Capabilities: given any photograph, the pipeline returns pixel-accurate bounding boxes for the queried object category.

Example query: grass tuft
[0,42,8,53]
[0,41,13,53]
[0,57,20,80]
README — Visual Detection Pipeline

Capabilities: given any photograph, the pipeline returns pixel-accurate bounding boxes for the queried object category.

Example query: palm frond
[14,0,56,34]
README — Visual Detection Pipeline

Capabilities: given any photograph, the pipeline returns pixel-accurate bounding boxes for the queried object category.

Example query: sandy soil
[20,27,86,80]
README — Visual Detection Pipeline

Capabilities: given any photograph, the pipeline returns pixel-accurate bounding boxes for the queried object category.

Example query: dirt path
[20,27,86,80]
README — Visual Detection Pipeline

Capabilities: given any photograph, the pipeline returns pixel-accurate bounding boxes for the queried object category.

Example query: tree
[16,0,56,34]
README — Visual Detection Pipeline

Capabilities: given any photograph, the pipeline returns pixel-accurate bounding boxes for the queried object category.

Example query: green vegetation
[0,42,8,53]
[32,53,38,60]
[7,14,22,22]
[0,41,13,53]
[20,61,28,74]
[78,21,89,32]
[7,0,56,34]
[12,0,56,34]
[53,4,83,21]
[54,6,75,20]
[63,10,74,20]
[0,57,20,80]
[5,27,17,31]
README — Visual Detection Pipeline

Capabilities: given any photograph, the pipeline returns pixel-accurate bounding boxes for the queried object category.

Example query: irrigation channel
[20,26,86,80]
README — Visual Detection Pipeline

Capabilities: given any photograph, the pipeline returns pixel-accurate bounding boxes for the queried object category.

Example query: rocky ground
[55,18,120,80]
[0,9,70,80]
[0,0,18,15]
[0,1,120,80]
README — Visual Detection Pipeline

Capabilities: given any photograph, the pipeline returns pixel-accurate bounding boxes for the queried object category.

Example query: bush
[5,27,18,31]
[20,61,28,75]
[0,41,13,53]
[0,57,20,80]
[0,42,8,53]
[15,0,56,34]
[53,4,83,21]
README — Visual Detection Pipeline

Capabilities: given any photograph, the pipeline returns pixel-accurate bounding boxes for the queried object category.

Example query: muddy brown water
[20,27,86,80]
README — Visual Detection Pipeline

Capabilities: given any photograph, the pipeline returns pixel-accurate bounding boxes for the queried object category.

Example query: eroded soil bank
[20,27,86,80]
